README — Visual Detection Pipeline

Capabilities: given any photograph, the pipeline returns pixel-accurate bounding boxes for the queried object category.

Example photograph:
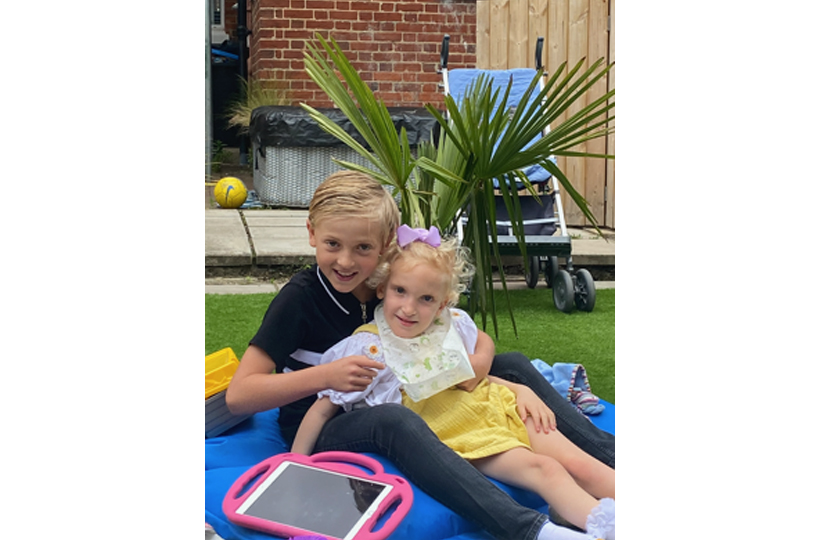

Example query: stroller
[439,35,596,313]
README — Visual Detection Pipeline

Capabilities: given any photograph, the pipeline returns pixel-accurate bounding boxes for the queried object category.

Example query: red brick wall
[249,0,476,108]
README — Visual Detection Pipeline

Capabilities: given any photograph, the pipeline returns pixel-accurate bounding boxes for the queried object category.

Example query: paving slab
[204,209,253,266]
[204,209,615,269]
[205,283,284,295]
[571,236,615,266]
[204,279,615,295]
[244,210,315,265]
[242,209,309,227]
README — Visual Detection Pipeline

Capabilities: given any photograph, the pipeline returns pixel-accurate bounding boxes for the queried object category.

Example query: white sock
[585,498,615,540]
[537,520,596,540]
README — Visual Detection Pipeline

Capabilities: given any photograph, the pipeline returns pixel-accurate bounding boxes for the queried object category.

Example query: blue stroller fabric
[447,68,558,237]
[446,68,556,187]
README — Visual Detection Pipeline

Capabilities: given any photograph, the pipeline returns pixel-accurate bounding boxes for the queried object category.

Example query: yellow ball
[214,177,248,209]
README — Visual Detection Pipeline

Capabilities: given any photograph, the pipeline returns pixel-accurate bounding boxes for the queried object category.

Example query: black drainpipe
[236,0,250,165]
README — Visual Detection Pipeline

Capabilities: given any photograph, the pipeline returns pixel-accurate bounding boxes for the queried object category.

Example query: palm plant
[302,34,614,335]
[224,76,291,134]
[302,36,437,225]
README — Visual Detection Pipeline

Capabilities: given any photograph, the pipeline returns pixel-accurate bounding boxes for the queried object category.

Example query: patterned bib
[373,304,475,402]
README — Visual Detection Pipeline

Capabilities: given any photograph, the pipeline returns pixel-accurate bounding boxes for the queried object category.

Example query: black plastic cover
[249,105,438,148]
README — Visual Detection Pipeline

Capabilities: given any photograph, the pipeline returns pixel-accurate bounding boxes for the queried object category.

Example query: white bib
[374,304,475,402]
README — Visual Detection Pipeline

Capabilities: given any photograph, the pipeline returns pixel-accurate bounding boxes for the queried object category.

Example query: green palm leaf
[301,33,614,335]
[302,35,426,225]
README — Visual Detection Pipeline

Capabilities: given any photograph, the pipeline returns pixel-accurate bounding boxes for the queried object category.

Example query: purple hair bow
[396,225,441,248]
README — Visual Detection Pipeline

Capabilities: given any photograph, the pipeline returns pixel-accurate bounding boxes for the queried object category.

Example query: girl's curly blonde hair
[367,233,475,307]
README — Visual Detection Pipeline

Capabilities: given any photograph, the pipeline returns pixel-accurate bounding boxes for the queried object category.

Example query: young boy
[225,170,614,540]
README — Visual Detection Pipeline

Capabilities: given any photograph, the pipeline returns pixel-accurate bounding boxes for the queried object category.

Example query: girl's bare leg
[472,447,598,531]
[525,418,615,500]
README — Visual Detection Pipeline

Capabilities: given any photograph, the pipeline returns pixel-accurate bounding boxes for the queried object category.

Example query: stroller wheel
[553,269,575,313]
[544,256,559,288]
[574,269,596,312]
[525,256,540,289]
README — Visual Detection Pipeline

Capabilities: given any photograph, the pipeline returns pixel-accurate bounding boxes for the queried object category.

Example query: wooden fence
[475,0,615,228]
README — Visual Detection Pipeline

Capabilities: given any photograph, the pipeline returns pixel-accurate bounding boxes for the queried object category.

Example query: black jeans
[314,403,547,540]
[489,352,615,468]
[312,352,615,540]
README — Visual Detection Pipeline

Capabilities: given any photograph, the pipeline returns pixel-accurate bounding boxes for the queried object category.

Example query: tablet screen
[235,461,394,540]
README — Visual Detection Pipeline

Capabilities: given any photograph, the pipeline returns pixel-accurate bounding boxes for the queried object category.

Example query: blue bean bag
[206,400,614,540]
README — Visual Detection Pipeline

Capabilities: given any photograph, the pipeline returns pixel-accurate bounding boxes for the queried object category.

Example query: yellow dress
[402,378,531,460]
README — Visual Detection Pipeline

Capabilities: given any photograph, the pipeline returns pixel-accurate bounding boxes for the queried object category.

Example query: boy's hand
[511,384,556,433]
[321,355,384,392]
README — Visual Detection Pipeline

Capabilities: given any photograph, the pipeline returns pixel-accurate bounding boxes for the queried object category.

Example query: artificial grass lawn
[205,288,614,403]
[473,289,615,404]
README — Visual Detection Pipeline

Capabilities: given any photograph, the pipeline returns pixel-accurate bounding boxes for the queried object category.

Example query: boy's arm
[291,396,339,455]
[225,345,383,416]
[456,329,495,392]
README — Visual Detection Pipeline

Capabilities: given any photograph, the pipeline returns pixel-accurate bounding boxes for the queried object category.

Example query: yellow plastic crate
[205,347,240,399]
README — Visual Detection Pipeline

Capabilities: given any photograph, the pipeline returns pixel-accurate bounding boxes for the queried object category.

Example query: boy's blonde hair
[369,234,475,307]
[308,170,400,248]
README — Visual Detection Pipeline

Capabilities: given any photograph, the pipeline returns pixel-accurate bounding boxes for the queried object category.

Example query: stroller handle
[535,37,544,70]
[441,34,450,69]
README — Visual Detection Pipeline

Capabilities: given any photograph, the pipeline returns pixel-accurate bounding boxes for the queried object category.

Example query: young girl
[225,170,614,540]
[292,225,616,540]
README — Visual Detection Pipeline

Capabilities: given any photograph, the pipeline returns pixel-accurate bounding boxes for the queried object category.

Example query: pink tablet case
[223,451,413,540]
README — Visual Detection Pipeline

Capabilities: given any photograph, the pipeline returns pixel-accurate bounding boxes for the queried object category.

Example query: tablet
[223,452,413,540]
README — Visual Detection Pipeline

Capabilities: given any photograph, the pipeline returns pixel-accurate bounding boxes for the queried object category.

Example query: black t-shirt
[249,264,381,441]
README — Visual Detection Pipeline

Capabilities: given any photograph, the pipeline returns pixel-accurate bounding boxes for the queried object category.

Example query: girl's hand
[511,384,556,433]
[321,355,384,392]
